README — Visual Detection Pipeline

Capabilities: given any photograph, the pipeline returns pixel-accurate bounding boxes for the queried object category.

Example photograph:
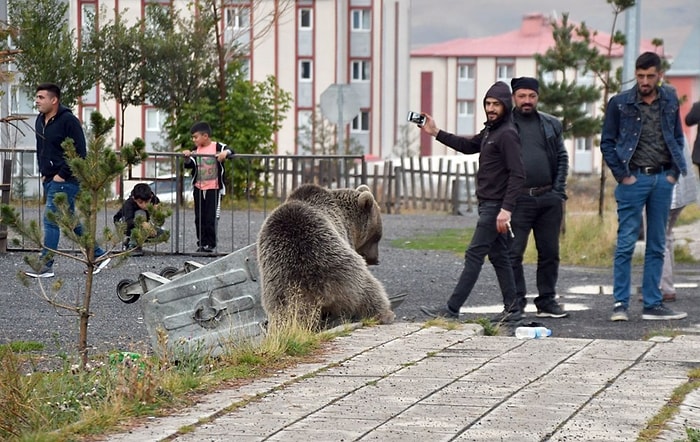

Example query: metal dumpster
[117,244,265,358]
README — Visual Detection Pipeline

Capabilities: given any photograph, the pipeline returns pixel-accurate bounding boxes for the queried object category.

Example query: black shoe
[536,302,569,318]
[491,309,523,323]
[420,304,459,320]
[130,247,144,257]
[201,245,215,254]
[642,304,687,321]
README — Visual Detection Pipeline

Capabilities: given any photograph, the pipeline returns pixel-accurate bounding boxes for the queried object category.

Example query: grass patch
[391,228,473,254]
[638,367,700,441]
[467,317,502,336]
[0,307,338,441]
[0,341,44,353]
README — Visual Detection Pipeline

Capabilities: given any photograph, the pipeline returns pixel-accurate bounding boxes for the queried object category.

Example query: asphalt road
[1,212,699,357]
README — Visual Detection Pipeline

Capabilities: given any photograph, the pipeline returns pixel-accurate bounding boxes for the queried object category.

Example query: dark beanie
[511,77,539,94]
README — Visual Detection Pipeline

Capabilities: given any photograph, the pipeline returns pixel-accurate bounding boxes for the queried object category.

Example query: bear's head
[286,183,383,265]
[346,185,383,265]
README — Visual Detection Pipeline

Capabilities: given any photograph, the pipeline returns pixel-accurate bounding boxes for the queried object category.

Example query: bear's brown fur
[257,183,394,328]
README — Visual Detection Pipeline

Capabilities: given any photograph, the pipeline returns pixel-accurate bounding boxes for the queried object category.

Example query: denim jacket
[600,84,686,182]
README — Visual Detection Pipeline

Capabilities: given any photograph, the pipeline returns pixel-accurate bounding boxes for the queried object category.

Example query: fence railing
[0,149,479,255]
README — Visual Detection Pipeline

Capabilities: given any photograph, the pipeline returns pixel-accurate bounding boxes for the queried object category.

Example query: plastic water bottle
[515,326,552,339]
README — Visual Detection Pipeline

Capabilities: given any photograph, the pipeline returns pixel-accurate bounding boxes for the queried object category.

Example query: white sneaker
[92,257,112,275]
[25,265,55,278]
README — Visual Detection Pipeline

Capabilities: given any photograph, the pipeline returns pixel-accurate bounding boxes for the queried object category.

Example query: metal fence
[0,149,478,255]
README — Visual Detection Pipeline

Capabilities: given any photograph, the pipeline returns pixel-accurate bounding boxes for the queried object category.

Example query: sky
[410,0,700,59]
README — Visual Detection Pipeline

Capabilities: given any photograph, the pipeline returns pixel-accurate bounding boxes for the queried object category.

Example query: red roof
[411,13,658,58]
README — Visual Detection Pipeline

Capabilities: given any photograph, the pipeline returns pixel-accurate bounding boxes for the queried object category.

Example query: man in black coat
[418,81,526,321]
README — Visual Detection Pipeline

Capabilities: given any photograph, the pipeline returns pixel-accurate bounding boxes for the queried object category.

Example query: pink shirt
[194,142,219,190]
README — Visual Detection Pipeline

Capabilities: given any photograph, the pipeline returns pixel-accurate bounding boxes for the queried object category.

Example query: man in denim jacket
[600,51,687,322]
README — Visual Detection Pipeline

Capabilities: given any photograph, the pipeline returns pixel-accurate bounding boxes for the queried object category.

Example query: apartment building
[0,0,412,192]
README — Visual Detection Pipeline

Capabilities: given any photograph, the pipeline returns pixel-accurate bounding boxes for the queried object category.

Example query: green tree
[0,113,167,369]
[140,2,216,127]
[9,0,97,107]
[88,9,147,147]
[168,63,293,198]
[534,14,603,139]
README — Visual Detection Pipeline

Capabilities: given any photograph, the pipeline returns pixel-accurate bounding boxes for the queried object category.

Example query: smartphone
[406,111,426,127]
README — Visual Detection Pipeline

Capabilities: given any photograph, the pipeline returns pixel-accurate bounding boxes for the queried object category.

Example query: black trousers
[193,188,220,249]
[509,191,563,310]
[447,200,517,313]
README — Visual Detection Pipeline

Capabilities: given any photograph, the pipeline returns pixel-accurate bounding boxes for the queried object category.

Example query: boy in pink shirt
[183,122,234,253]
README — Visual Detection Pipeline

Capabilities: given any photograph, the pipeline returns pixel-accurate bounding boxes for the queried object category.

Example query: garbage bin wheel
[160,266,179,279]
[117,279,140,304]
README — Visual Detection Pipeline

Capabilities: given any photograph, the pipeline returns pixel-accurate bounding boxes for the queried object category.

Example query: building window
[146,108,166,131]
[457,100,475,117]
[82,106,98,124]
[541,71,555,85]
[299,60,312,81]
[299,8,312,29]
[351,60,370,82]
[576,66,595,86]
[575,137,592,152]
[144,1,170,32]
[226,6,251,30]
[496,60,514,83]
[10,85,33,114]
[351,9,371,31]
[351,111,370,132]
[458,64,474,81]
[80,2,96,37]
[580,102,595,117]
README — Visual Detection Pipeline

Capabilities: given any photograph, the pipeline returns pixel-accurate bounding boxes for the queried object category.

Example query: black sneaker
[420,305,459,320]
[610,302,628,322]
[25,264,55,278]
[642,304,687,321]
[130,247,144,257]
[536,302,569,318]
[491,309,523,323]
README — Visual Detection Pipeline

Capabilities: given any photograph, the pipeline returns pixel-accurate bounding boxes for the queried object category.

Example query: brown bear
[257,183,395,328]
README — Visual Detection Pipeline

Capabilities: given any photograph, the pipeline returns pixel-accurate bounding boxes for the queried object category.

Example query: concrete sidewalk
[107,322,700,442]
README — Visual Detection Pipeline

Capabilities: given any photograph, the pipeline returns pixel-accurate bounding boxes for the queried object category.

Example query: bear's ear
[356,184,371,193]
[358,191,376,211]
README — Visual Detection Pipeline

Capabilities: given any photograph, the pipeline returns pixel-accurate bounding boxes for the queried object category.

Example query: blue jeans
[613,171,674,308]
[447,200,517,313]
[42,180,105,266]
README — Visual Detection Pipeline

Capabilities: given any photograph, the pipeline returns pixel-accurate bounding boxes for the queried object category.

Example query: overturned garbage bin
[117,244,265,358]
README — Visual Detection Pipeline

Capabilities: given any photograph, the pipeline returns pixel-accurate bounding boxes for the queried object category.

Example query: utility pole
[621,0,641,89]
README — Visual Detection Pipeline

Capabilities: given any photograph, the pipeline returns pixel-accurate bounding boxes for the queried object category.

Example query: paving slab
[104,322,700,442]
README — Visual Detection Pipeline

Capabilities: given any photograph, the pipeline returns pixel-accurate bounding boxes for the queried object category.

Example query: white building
[0,0,412,189]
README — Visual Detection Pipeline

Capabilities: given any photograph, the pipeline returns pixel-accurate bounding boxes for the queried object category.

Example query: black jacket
[435,81,525,212]
[113,195,160,235]
[35,105,86,182]
[515,110,569,200]
[686,101,700,166]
